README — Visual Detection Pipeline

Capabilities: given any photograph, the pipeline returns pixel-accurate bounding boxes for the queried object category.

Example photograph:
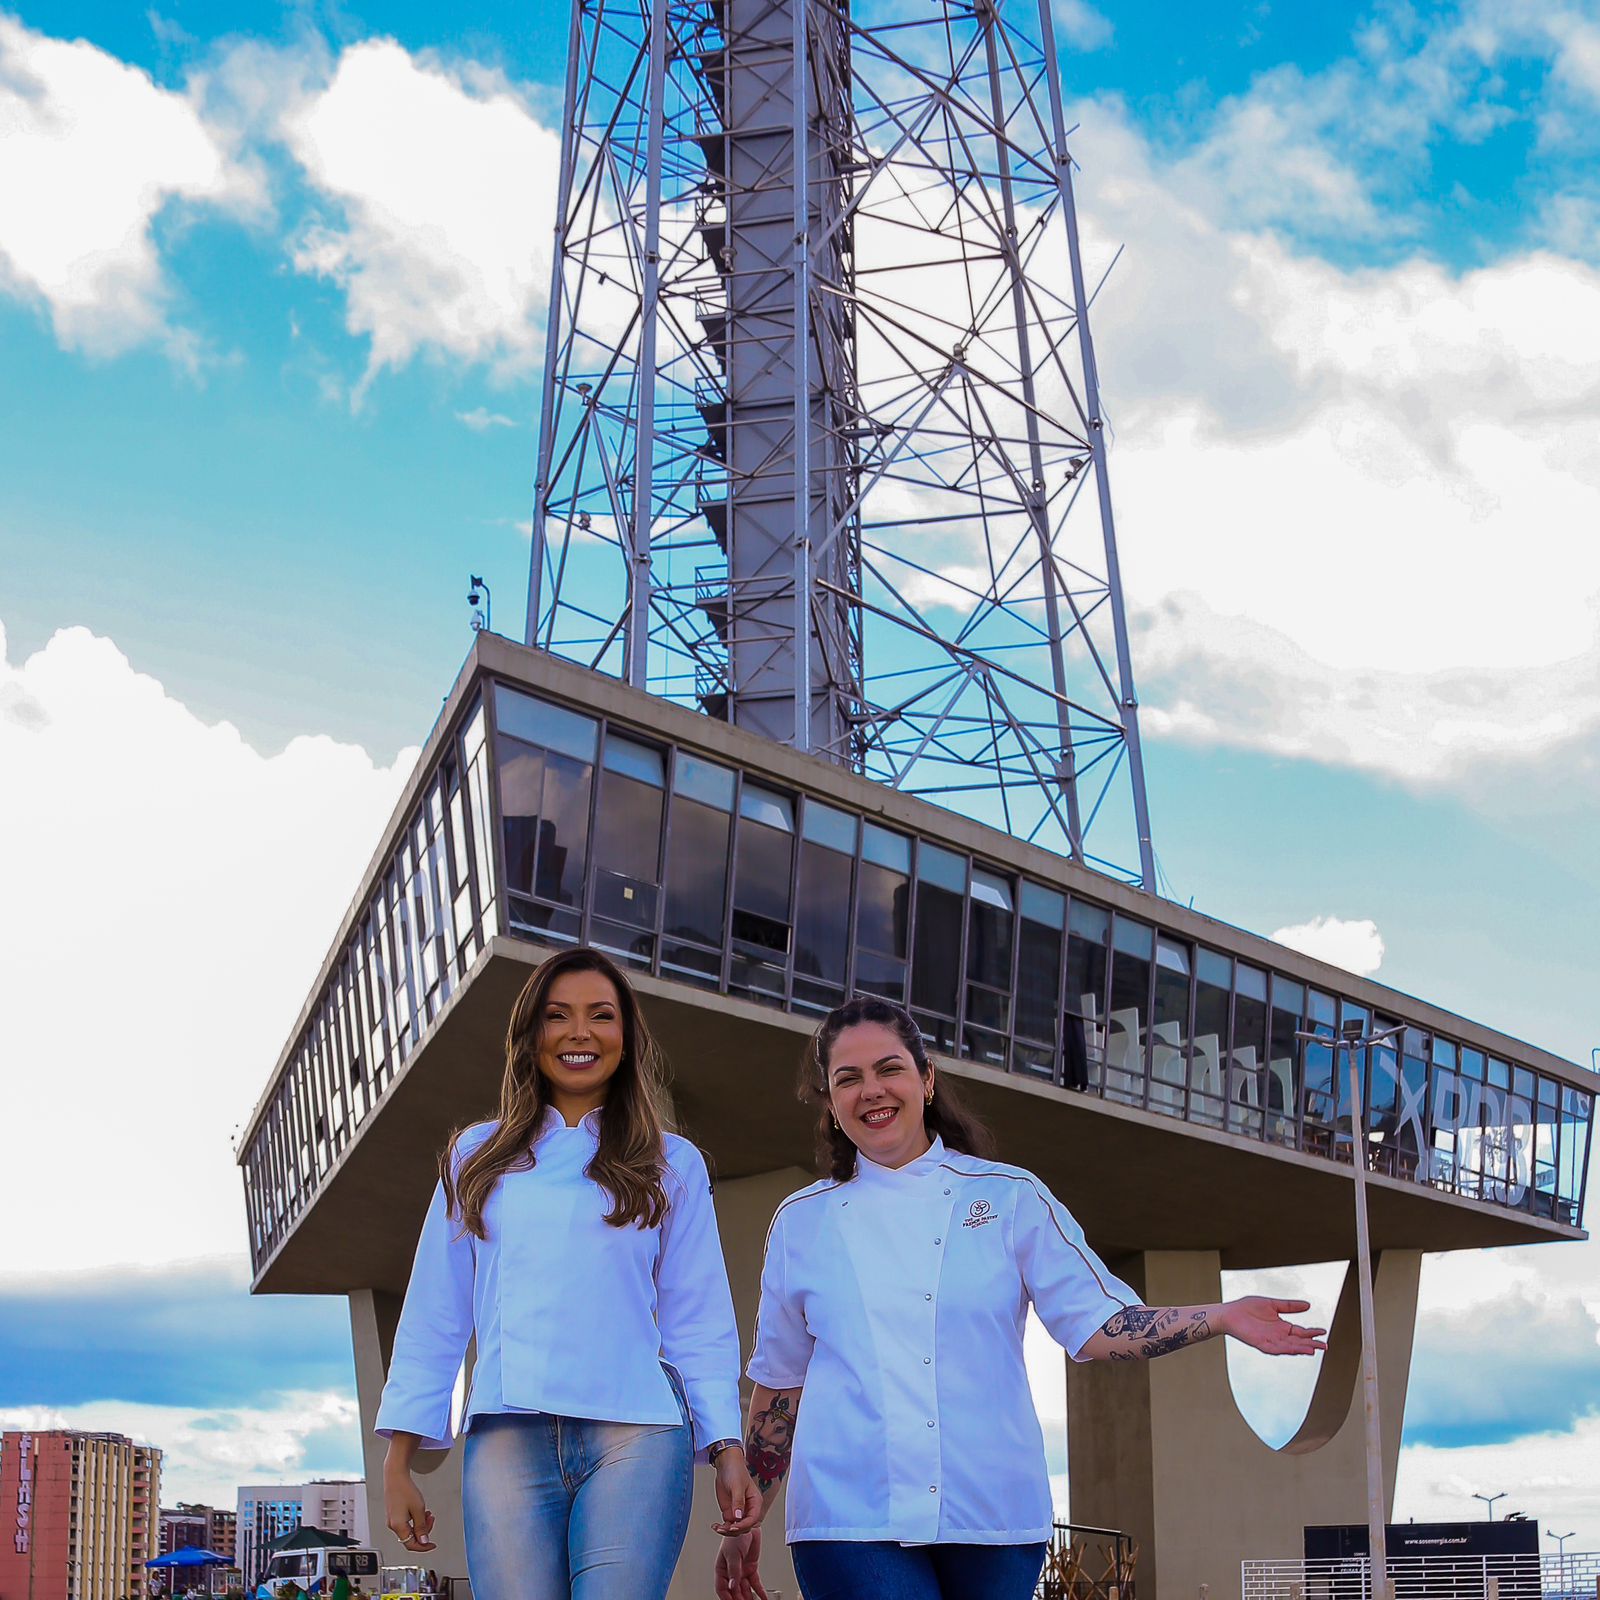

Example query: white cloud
[0,1394,362,1508]
[0,15,260,356]
[456,406,517,431]
[1270,916,1387,977]
[1395,1415,1600,1548]
[279,41,562,392]
[1052,0,1113,52]
[1050,94,1600,793]
[0,620,415,1274]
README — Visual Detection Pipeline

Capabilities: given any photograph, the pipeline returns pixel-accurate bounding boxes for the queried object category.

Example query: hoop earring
[925,1082,935,1105]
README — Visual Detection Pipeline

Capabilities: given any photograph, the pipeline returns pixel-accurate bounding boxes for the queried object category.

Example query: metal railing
[1242,1553,1599,1600]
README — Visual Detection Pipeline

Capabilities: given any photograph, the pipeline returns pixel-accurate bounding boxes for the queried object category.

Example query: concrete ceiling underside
[249,940,1584,1297]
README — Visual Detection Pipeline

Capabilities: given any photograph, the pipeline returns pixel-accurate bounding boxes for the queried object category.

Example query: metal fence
[1242,1553,1600,1600]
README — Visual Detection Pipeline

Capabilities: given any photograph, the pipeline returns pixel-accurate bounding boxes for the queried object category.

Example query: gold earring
[925,1083,935,1105]
[830,1112,840,1130]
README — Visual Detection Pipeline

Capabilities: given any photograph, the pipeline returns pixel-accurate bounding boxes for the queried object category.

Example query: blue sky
[2,0,1599,1546]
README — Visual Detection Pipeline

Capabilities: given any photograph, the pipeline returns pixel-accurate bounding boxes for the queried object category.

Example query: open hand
[715,1528,768,1600]
[1225,1296,1327,1355]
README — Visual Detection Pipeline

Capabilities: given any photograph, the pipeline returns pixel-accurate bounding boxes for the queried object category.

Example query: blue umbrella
[147,1551,232,1570]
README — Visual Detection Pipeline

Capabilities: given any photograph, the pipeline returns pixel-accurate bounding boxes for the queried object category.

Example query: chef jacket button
[927,1420,935,1428]
[929,1485,938,1493]
[923,1357,931,1365]
[943,1188,951,1196]
[934,1237,941,1245]
[924,1293,932,1300]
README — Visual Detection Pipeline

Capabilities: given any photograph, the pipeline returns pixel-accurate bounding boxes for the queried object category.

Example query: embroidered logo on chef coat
[962,1198,996,1229]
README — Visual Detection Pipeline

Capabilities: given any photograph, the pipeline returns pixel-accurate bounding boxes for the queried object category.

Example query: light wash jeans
[461,1378,693,1600]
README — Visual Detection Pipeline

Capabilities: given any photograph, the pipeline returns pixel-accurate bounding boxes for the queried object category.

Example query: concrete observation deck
[237,632,1594,1599]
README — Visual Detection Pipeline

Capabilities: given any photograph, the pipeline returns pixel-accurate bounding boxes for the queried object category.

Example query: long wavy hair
[442,947,672,1236]
[800,995,995,1180]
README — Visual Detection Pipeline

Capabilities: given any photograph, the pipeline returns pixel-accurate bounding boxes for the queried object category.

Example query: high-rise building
[0,1431,161,1600]
[234,1485,365,1586]
[156,1505,236,1593]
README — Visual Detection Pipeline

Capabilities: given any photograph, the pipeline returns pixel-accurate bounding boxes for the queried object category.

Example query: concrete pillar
[671,1166,813,1600]
[349,1290,471,1588]
[1065,1249,1422,1600]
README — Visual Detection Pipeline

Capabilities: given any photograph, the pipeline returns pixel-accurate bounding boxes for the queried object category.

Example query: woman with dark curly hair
[716,995,1324,1600]
[376,946,758,1600]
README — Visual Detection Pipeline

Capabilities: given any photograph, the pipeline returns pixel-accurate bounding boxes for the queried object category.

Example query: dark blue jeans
[791,1540,1047,1600]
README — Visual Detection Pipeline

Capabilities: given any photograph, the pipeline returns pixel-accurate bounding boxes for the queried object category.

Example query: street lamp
[1298,1016,1404,1600]
[1547,1530,1575,1592]
[1471,1492,1505,1520]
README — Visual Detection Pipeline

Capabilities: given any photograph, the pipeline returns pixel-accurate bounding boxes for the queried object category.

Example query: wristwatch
[707,1438,743,1462]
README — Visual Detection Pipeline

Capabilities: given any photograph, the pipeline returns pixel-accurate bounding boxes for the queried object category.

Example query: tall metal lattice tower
[524,0,1156,886]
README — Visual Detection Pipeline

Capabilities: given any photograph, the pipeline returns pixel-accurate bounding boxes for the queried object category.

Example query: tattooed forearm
[1092,1306,1215,1362]
[745,1393,797,1494]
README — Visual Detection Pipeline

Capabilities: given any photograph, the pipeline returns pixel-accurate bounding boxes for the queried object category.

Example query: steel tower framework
[524,0,1156,885]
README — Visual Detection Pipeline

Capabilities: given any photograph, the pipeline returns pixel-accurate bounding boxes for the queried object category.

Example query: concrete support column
[671,1166,813,1600]
[1065,1248,1422,1600]
[349,1290,471,1588]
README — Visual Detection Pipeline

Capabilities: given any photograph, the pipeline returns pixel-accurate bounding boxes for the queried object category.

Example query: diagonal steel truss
[524,0,1156,886]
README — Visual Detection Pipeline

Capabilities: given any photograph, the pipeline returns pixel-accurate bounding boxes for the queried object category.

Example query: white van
[260,1547,380,1597]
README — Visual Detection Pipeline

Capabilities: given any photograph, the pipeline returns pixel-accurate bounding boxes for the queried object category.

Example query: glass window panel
[494,684,597,761]
[967,879,1013,988]
[795,840,852,988]
[1106,918,1152,1105]
[1479,1058,1512,1196]
[674,753,735,809]
[663,796,730,948]
[1533,1076,1559,1216]
[497,737,545,896]
[1021,881,1065,928]
[970,868,1013,912]
[739,784,794,831]
[913,855,964,1043]
[593,763,664,928]
[1508,1064,1537,1207]
[1230,963,1268,1138]
[1430,1059,1468,1194]
[803,798,857,853]
[1558,1087,1589,1219]
[1431,1035,1458,1070]
[862,822,911,871]
[917,841,966,893]
[1396,1027,1429,1181]
[1064,901,1109,1092]
[733,808,793,935]
[603,733,666,785]
[534,751,592,909]
[1150,939,1191,1119]
[1266,977,1303,1146]
[1190,949,1231,1128]
[1016,909,1064,1047]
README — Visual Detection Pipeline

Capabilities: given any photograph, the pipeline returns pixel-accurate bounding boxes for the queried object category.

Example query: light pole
[1472,1492,1505,1520]
[1299,1017,1403,1600]
[1547,1529,1575,1592]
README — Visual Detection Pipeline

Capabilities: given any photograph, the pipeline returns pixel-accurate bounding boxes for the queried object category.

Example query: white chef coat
[747,1136,1138,1545]
[375,1110,742,1458]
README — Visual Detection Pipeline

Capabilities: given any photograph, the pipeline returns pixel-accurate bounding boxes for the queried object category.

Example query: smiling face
[826,1019,934,1170]
[535,967,626,1124]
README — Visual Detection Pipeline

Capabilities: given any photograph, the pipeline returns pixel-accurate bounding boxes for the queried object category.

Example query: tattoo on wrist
[745,1395,796,1493]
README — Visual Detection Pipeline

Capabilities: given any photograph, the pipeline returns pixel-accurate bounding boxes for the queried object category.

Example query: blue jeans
[461,1390,692,1600]
[791,1540,1048,1600]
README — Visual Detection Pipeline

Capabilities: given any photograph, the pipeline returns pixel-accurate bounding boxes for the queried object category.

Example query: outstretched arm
[1078,1296,1326,1362]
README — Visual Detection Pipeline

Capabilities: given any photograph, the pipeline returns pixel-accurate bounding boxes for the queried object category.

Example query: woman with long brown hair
[716,995,1323,1600]
[376,946,758,1600]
